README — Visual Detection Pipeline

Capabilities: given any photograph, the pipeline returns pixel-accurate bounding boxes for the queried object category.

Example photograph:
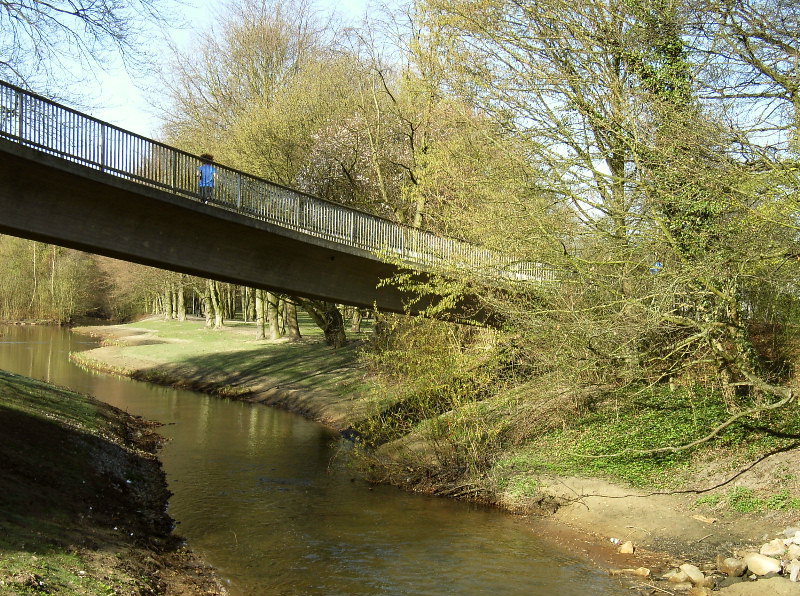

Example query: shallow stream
[0,324,625,595]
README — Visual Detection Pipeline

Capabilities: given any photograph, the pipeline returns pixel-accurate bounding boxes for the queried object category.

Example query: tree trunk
[163,281,173,320]
[177,275,186,321]
[242,287,250,322]
[226,284,235,320]
[248,288,257,321]
[49,245,56,314]
[266,292,281,340]
[255,289,266,339]
[323,303,347,348]
[299,299,347,347]
[29,242,37,312]
[350,308,363,333]
[202,281,213,328]
[207,279,223,328]
[284,298,301,340]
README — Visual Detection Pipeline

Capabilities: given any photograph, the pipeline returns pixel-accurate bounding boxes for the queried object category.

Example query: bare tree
[0,0,177,88]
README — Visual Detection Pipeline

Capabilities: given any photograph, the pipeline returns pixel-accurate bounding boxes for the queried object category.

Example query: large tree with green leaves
[400,0,800,439]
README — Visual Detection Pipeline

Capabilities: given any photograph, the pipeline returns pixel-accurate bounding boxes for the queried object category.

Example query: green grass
[79,315,372,398]
[493,385,800,489]
[693,494,721,507]
[0,546,130,596]
[0,371,102,432]
[0,370,159,595]
[724,487,800,513]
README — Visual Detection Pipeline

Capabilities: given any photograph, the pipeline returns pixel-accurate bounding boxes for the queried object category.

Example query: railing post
[236,173,242,209]
[16,89,24,142]
[298,198,304,230]
[100,123,107,172]
[171,152,177,192]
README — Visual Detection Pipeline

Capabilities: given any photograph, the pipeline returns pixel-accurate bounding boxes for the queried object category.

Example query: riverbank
[71,318,379,429]
[0,368,226,596]
[70,319,800,594]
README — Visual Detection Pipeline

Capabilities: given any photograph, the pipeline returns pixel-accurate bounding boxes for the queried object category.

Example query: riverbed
[0,324,626,595]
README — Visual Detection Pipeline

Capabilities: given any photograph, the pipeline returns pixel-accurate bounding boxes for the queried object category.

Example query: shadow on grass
[0,396,172,557]
[140,340,365,395]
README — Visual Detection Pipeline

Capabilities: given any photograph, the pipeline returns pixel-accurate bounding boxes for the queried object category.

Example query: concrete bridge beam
[0,140,415,314]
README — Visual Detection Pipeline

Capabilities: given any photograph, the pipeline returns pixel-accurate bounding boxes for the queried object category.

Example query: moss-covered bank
[0,368,225,596]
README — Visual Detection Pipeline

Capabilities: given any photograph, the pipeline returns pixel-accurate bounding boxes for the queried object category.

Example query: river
[0,324,625,595]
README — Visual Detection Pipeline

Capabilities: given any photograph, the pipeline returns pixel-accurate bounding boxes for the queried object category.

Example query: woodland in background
[0,235,358,344]
[161,0,800,450]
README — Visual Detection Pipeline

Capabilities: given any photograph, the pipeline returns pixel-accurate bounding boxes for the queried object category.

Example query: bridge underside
[0,140,426,314]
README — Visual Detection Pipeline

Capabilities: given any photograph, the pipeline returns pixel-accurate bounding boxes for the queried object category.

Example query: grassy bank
[0,368,224,596]
[366,376,800,507]
[72,316,387,429]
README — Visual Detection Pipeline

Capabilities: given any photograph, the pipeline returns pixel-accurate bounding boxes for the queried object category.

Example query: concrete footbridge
[0,80,552,316]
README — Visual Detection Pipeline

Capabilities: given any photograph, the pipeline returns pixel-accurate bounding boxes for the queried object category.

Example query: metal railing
[0,80,555,282]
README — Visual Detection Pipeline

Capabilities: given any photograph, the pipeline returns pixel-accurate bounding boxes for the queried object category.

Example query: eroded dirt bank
[70,323,800,594]
[0,369,226,596]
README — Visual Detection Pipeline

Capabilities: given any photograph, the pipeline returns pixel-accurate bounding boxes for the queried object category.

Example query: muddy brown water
[0,325,626,595]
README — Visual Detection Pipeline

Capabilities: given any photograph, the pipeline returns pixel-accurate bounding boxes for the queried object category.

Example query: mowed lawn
[74,314,373,398]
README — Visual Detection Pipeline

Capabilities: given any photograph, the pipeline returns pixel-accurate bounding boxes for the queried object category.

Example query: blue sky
[88,0,373,138]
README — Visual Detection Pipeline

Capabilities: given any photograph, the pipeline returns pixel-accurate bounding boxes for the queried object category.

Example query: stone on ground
[761,538,787,557]
[717,556,747,577]
[789,559,799,583]
[618,540,635,554]
[742,552,782,576]
[664,568,689,583]
[679,563,705,585]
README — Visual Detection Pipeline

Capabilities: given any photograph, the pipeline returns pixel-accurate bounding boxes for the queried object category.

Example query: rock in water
[742,552,782,576]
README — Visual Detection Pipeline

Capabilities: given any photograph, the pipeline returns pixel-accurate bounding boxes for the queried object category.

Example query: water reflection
[0,325,624,596]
